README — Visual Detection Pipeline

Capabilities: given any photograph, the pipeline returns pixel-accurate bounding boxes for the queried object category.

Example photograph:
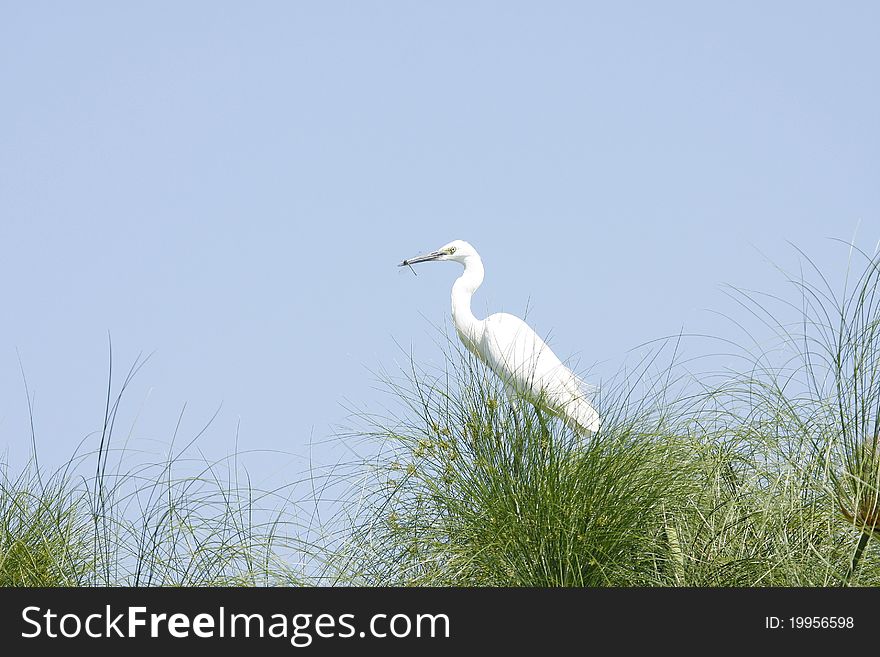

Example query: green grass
[3,243,880,586]
[0,463,91,586]
[330,243,880,586]
[1,354,316,586]
[0,444,313,586]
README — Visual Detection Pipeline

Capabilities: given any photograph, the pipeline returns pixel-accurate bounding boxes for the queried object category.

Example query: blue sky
[1,2,878,479]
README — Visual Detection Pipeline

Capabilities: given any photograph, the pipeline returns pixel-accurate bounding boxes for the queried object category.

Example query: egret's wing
[479,313,601,434]
[566,368,598,399]
[479,313,566,395]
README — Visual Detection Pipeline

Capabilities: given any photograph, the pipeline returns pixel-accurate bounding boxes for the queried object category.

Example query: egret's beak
[398,251,444,267]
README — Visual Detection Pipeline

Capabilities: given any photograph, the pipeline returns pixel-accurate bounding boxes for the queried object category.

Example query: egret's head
[398,240,478,268]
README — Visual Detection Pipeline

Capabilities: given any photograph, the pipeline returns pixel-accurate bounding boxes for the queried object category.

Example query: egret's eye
[448,246,457,254]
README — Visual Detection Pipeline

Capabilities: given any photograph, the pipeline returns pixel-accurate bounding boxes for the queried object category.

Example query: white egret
[399,240,601,435]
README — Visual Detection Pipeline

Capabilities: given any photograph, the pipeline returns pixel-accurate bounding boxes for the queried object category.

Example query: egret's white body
[400,240,601,435]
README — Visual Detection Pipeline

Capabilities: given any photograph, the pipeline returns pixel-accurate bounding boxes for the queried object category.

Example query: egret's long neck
[451,256,484,347]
